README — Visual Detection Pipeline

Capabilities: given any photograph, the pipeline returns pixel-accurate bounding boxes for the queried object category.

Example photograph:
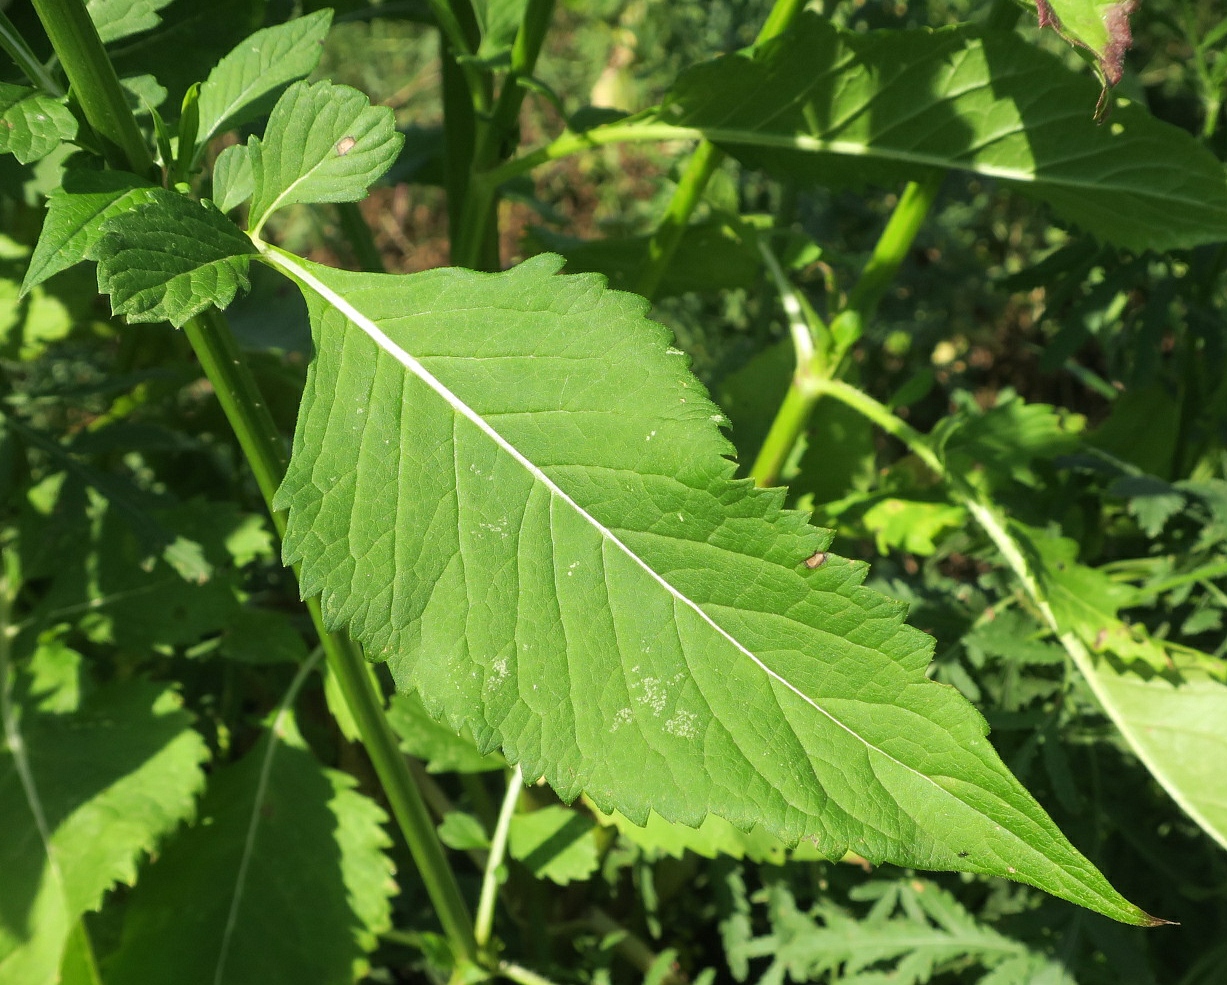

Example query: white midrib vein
[255,244,960,794]
[213,647,323,985]
[256,244,1132,916]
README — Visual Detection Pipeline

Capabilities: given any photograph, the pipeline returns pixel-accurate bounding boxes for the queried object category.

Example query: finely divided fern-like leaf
[260,244,1153,925]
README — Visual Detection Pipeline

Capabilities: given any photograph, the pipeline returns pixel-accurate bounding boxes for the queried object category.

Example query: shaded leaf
[657,15,1227,252]
[508,806,598,884]
[862,498,967,556]
[90,189,256,327]
[86,0,174,44]
[934,393,1084,490]
[1025,530,1168,672]
[386,691,504,774]
[195,10,333,151]
[730,877,1074,985]
[437,811,490,851]
[103,712,394,985]
[528,216,818,299]
[1088,665,1227,852]
[22,170,159,295]
[246,81,403,234]
[0,645,207,985]
[0,85,77,166]
[264,246,1151,924]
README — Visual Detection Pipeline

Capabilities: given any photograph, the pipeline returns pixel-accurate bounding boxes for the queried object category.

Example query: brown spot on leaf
[804,551,827,569]
[336,136,357,156]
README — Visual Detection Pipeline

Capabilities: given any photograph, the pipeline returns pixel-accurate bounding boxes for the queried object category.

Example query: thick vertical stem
[27,0,154,176]
[34,0,480,966]
[453,0,556,271]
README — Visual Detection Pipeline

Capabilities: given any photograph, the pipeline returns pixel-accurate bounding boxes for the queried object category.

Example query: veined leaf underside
[265,248,1145,921]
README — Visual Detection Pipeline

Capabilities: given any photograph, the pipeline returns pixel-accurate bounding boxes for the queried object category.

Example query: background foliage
[1,0,1226,983]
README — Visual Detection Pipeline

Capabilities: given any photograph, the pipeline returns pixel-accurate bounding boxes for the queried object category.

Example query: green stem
[634,0,809,298]
[453,0,556,270]
[750,383,818,489]
[748,174,941,487]
[35,1,480,966]
[475,765,523,949]
[426,0,490,115]
[29,0,154,176]
[844,174,943,322]
[335,202,387,274]
[811,377,944,475]
[635,139,723,298]
[499,960,563,985]
[0,9,63,95]
[481,122,698,189]
[190,306,480,966]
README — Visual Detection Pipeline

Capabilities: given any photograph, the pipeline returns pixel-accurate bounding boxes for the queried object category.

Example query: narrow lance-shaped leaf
[656,15,1227,253]
[194,10,333,155]
[261,244,1156,926]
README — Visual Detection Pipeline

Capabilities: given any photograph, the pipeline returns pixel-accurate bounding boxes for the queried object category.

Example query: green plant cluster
[1,0,1225,983]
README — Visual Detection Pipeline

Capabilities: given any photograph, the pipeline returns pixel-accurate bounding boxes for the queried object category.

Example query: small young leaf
[1032,0,1137,85]
[0,84,77,165]
[658,15,1227,252]
[212,143,255,213]
[246,80,403,235]
[89,189,257,327]
[264,247,1155,925]
[86,0,175,44]
[195,10,334,153]
[102,713,394,985]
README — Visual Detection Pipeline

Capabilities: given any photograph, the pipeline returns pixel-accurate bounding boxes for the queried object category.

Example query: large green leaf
[0,85,76,165]
[656,15,1227,252]
[262,245,1154,925]
[195,10,333,153]
[104,706,394,985]
[246,80,403,235]
[0,643,207,985]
